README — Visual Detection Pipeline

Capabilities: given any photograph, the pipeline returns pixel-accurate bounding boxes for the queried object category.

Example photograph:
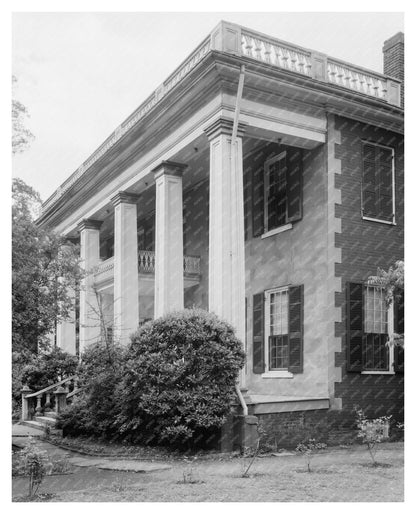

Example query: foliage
[21,347,78,391]
[12,76,34,155]
[12,178,84,354]
[355,407,391,465]
[295,438,327,472]
[116,309,245,447]
[12,350,36,414]
[57,342,127,438]
[369,260,404,347]
[14,437,50,497]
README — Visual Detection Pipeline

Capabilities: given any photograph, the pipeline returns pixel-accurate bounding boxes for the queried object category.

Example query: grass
[12,442,404,502]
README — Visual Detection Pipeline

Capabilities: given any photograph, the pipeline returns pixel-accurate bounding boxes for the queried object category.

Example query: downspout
[231,65,248,417]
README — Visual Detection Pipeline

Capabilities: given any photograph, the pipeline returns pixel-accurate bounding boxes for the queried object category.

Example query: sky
[12,11,404,202]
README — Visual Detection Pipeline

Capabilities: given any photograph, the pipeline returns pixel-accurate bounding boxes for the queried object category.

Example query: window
[362,142,395,223]
[363,285,391,371]
[264,152,288,232]
[252,146,303,237]
[347,282,403,373]
[268,288,289,370]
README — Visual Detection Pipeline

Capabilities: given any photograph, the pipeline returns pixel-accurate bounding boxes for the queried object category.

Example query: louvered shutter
[288,285,303,373]
[286,148,303,223]
[394,291,404,373]
[252,164,264,237]
[252,293,265,373]
[347,282,364,372]
[362,143,377,218]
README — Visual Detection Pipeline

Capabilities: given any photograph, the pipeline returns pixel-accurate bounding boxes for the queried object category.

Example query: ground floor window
[266,287,289,371]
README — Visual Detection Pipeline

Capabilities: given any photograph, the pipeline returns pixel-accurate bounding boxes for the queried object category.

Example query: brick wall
[333,115,404,422]
[383,32,404,107]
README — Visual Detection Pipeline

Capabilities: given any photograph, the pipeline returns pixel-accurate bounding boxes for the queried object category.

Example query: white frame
[262,286,294,379]
[361,285,395,375]
[361,140,396,225]
[264,151,287,234]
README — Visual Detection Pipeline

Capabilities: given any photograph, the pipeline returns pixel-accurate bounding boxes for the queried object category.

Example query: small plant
[355,408,391,465]
[15,437,50,498]
[240,440,260,478]
[295,438,327,472]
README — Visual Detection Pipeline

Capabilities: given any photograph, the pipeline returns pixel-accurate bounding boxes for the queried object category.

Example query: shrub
[21,347,78,391]
[355,407,391,465]
[57,342,127,439]
[116,309,245,447]
[295,438,327,472]
[14,437,50,498]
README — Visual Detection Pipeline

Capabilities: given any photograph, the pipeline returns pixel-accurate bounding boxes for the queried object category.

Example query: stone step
[19,418,63,437]
[34,416,57,426]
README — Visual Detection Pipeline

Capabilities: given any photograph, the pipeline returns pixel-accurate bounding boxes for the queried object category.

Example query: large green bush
[116,309,245,447]
[57,342,127,439]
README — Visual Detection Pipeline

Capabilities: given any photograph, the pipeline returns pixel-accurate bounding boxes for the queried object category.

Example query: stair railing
[21,376,80,421]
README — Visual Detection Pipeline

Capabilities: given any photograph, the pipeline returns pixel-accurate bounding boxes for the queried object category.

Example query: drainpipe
[231,65,248,415]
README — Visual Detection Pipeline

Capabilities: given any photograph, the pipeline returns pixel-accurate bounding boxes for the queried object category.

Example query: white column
[205,118,246,343]
[56,286,76,355]
[78,219,102,353]
[152,161,186,318]
[111,192,140,345]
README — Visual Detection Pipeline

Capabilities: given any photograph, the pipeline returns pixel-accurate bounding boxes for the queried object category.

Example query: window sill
[261,223,293,239]
[362,216,396,226]
[361,370,395,375]
[261,371,294,379]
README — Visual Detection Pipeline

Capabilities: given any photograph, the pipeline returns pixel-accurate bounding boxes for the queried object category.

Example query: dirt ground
[12,441,404,502]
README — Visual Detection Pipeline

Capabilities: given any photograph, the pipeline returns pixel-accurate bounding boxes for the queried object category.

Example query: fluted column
[152,161,186,318]
[205,118,246,343]
[78,219,102,353]
[111,192,140,345]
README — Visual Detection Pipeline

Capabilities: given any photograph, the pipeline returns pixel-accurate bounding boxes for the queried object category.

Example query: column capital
[77,219,103,232]
[204,117,246,141]
[151,161,187,180]
[111,191,140,207]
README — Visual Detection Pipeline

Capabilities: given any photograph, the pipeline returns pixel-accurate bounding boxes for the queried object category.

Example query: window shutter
[362,143,377,218]
[378,147,394,221]
[346,282,364,372]
[252,165,264,237]
[288,285,303,373]
[286,148,303,223]
[394,291,404,373]
[252,292,265,374]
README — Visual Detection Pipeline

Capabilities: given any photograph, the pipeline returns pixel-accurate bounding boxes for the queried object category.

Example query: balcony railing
[42,22,401,214]
[93,251,200,280]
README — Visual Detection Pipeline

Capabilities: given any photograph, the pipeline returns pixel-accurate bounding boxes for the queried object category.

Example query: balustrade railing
[138,250,201,276]
[21,376,81,421]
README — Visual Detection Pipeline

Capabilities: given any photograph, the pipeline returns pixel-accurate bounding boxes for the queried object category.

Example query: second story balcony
[93,251,201,290]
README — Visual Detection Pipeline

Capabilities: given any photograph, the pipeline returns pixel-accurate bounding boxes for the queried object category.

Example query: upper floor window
[362,142,395,224]
[252,146,303,237]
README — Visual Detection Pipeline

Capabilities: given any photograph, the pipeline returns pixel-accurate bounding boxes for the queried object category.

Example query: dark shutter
[394,291,404,373]
[252,292,265,374]
[346,282,364,372]
[288,285,303,373]
[286,148,303,223]
[252,164,264,237]
[362,143,394,222]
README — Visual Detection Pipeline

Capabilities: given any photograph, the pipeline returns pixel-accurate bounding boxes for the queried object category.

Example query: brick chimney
[383,32,404,107]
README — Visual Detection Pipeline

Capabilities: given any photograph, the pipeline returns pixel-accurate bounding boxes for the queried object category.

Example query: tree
[369,260,404,347]
[12,76,34,155]
[12,178,84,354]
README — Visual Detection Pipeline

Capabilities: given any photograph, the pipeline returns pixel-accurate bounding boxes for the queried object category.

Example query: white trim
[361,287,395,374]
[261,371,294,379]
[361,371,395,375]
[261,223,293,239]
[264,286,290,373]
[362,216,396,226]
